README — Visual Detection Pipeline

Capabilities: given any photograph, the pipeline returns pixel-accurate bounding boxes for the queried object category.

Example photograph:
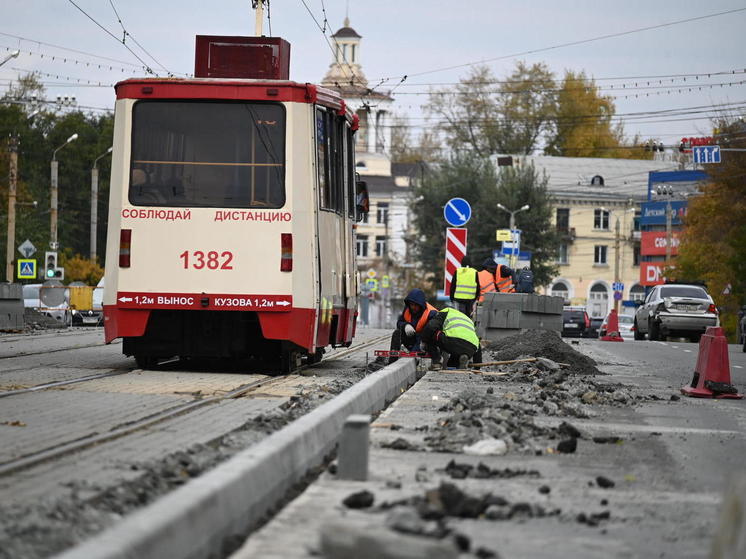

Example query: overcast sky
[2,0,745,145]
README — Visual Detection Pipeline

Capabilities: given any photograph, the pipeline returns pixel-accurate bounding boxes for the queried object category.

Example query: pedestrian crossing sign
[17,259,36,279]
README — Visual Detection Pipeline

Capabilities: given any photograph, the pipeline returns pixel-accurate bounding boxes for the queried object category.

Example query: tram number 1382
[179,250,234,270]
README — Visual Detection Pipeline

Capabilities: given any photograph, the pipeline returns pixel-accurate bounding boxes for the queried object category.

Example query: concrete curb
[55,358,418,559]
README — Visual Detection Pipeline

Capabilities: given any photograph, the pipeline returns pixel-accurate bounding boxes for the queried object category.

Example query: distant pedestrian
[449,256,479,316]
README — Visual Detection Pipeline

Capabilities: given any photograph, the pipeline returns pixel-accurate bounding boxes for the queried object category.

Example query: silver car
[634,283,718,342]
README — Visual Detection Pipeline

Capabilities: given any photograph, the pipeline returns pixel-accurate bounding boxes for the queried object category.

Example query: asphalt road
[238,335,746,559]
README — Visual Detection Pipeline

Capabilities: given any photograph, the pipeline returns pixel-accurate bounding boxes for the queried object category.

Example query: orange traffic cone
[600,309,624,342]
[681,326,743,399]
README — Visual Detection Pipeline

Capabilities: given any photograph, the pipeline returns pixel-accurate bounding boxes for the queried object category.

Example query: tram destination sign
[116,292,293,311]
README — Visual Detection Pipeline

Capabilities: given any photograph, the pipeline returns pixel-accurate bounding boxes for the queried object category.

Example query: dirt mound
[483,329,600,376]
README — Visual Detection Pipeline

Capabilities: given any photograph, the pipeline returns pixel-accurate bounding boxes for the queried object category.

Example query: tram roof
[114,78,357,123]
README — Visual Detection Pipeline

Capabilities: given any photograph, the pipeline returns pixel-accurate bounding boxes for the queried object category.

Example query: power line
[393,69,746,88]
[107,0,172,76]
[66,0,157,75]
[370,7,746,82]
[0,31,141,67]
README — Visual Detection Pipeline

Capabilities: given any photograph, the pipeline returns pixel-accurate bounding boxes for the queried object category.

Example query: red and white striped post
[444,227,468,294]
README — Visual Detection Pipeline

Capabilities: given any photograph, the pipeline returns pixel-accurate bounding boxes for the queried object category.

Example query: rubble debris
[443,460,540,480]
[538,485,551,495]
[595,476,616,489]
[463,438,508,456]
[343,490,375,509]
[556,438,578,453]
[319,521,459,559]
[592,436,623,444]
[576,510,611,527]
[382,438,421,451]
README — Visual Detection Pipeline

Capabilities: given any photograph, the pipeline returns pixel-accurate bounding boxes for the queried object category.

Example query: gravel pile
[483,329,600,376]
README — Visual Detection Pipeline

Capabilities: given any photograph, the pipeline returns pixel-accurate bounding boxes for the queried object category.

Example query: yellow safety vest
[453,267,478,300]
[442,308,480,348]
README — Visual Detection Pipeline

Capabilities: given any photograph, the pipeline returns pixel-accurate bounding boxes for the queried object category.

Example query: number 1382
[179,250,234,270]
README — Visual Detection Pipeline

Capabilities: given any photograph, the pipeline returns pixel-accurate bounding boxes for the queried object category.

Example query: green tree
[0,73,114,282]
[409,154,558,294]
[425,62,556,157]
[675,119,746,339]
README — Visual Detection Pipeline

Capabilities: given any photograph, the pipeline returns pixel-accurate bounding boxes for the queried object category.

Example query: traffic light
[44,251,64,280]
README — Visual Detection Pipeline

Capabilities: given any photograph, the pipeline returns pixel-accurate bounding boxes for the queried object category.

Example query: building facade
[518,155,681,318]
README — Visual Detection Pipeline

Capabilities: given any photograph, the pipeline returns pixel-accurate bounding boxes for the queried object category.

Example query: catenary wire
[369,7,746,82]
[66,0,156,75]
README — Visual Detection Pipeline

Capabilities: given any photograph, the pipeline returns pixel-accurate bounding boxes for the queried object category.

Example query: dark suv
[562,308,590,338]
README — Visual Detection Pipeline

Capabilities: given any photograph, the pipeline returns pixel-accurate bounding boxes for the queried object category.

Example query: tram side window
[316,108,347,214]
[346,127,355,218]
[129,100,285,208]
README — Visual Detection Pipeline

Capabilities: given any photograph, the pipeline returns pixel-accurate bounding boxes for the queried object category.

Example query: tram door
[314,108,347,346]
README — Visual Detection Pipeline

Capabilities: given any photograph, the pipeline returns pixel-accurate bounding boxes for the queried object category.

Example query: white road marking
[671,345,679,349]
[734,365,743,369]
[683,349,692,353]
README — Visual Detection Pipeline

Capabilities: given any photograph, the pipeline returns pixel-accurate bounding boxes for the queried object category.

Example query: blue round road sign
[443,197,472,227]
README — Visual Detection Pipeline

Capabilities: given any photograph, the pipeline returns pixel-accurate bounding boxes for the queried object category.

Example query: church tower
[321,18,393,169]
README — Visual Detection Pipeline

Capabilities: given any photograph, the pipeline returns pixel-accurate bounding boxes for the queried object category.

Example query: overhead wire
[65,0,157,75]
[370,7,746,82]
[107,0,172,76]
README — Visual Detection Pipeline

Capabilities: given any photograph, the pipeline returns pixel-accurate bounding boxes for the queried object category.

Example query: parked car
[70,278,104,326]
[599,312,634,337]
[562,307,590,338]
[633,283,718,342]
[586,317,603,338]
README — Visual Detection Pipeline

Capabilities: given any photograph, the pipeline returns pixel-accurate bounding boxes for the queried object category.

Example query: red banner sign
[640,231,680,256]
[444,227,467,294]
[640,262,667,286]
[116,292,292,311]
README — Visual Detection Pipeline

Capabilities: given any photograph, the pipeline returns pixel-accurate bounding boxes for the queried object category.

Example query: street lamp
[0,49,20,67]
[50,133,78,250]
[496,203,530,267]
[91,146,113,261]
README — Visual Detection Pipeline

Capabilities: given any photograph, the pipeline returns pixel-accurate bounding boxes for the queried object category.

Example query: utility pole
[665,199,672,263]
[5,135,18,282]
[253,0,265,36]
[614,216,621,315]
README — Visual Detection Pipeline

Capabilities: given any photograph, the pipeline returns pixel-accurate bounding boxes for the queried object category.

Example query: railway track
[0,334,389,477]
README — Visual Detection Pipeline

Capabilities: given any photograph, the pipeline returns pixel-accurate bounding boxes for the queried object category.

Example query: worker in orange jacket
[478,258,498,303]
[495,264,516,293]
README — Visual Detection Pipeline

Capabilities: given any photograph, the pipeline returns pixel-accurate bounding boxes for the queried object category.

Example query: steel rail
[0,334,390,477]
[0,370,130,399]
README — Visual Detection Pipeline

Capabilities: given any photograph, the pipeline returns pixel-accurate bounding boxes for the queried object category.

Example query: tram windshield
[129,100,285,208]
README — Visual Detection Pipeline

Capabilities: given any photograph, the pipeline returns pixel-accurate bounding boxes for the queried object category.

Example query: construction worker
[389,288,440,365]
[495,263,516,293]
[449,256,479,316]
[421,306,480,370]
[478,257,498,303]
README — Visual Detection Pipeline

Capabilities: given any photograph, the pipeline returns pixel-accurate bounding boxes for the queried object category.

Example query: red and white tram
[103,36,360,371]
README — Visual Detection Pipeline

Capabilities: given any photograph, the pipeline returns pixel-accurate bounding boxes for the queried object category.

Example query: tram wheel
[280,350,302,373]
[304,348,325,365]
[134,354,158,370]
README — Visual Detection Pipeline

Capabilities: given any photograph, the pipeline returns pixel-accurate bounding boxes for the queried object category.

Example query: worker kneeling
[389,288,440,365]
[421,306,480,370]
